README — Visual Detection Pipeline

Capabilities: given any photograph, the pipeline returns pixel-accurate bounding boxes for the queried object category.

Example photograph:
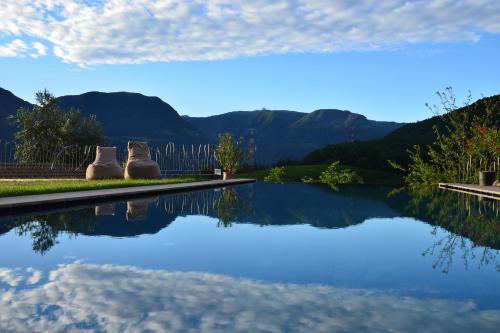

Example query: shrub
[395,88,499,188]
[318,161,363,187]
[214,133,244,174]
[264,166,286,183]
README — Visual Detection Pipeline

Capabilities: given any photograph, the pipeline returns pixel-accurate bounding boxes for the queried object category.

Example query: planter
[479,171,495,186]
[223,171,233,180]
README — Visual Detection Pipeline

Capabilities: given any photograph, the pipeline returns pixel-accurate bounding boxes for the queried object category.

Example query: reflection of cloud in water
[0,267,42,287]
[0,263,499,332]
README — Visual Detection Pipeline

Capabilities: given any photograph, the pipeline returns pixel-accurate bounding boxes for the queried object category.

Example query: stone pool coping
[0,179,256,211]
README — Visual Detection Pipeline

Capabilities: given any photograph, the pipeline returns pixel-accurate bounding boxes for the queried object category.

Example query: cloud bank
[0,0,499,65]
[0,263,499,332]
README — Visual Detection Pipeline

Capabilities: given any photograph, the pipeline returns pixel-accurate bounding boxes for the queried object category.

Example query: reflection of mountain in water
[232,183,401,228]
[0,183,498,257]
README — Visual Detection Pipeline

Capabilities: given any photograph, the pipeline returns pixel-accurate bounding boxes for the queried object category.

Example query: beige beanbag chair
[126,197,158,221]
[86,146,123,180]
[124,141,161,179]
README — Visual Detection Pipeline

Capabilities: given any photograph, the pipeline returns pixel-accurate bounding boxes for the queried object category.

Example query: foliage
[214,132,244,173]
[398,88,499,188]
[264,166,286,183]
[9,89,104,163]
[318,161,363,187]
[466,126,499,171]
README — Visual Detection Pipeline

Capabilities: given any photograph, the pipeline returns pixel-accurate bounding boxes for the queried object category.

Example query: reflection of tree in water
[162,187,253,228]
[8,188,254,254]
[213,188,237,228]
[14,208,98,255]
[423,232,499,274]
[390,188,500,273]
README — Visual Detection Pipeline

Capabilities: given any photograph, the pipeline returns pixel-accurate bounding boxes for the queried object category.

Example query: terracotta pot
[223,171,233,180]
[479,171,495,186]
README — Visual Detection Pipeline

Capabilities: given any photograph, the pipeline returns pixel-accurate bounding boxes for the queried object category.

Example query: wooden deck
[439,183,500,200]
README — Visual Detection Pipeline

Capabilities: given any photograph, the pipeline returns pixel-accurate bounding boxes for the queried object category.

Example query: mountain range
[302,94,500,170]
[184,109,403,163]
[0,87,404,164]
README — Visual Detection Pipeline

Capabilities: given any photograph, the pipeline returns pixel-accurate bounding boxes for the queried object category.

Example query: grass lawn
[238,164,403,185]
[0,177,199,198]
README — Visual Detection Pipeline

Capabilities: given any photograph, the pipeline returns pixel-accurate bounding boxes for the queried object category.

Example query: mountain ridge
[184,108,404,164]
[1,87,405,164]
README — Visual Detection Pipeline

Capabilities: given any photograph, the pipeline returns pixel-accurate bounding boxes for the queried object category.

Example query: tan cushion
[86,146,123,180]
[124,141,161,179]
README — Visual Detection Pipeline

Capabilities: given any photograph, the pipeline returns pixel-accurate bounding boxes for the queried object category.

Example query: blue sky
[1,1,499,123]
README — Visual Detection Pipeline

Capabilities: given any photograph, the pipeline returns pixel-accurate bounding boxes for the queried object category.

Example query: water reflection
[126,197,159,221]
[0,183,498,272]
[387,188,500,273]
[10,208,98,255]
[95,204,116,216]
[0,262,499,333]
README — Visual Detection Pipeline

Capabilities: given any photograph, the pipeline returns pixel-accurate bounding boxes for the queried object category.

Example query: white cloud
[25,267,42,285]
[31,41,47,58]
[0,39,30,57]
[0,268,23,287]
[0,0,499,65]
[0,263,499,332]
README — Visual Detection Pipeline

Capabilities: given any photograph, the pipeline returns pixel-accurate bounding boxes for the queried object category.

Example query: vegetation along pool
[0,182,498,332]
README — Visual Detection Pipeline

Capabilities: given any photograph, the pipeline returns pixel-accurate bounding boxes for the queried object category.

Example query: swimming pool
[0,182,498,332]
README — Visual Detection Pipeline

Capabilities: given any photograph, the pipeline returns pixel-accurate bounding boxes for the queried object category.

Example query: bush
[396,88,499,188]
[214,133,244,174]
[264,166,286,183]
[318,161,363,187]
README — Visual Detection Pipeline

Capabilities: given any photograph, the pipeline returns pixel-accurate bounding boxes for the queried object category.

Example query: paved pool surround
[0,179,256,212]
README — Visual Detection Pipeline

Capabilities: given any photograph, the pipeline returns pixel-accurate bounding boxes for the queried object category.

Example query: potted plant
[467,126,499,186]
[215,133,244,180]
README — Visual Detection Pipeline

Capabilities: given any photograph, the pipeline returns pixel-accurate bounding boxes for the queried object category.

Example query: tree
[214,133,244,174]
[9,89,104,162]
[394,88,499,188]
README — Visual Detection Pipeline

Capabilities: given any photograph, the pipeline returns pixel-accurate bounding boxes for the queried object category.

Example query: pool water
[0,182,499,332]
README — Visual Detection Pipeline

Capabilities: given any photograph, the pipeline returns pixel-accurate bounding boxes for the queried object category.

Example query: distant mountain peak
[184,108,405,164]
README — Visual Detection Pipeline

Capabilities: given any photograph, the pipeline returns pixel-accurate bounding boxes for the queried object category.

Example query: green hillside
[184,108,404,164]
[302,94,500,171]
